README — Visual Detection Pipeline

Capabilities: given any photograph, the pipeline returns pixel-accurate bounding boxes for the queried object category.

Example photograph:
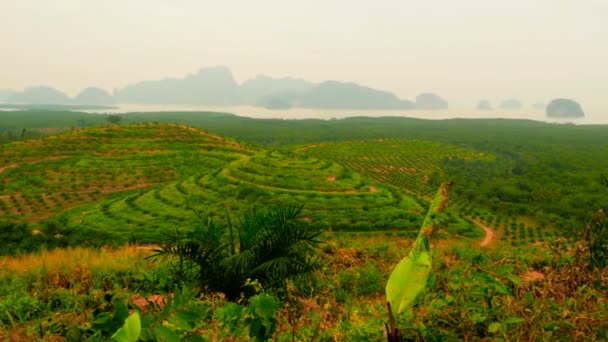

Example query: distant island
[4,86,116,108]
[7,86,71,105]
[476,100,492,110]
[415,93,448,110]
[499,99,523,110]
[546,98,585,118]
[2,67,450,111]
[113,67,425,110]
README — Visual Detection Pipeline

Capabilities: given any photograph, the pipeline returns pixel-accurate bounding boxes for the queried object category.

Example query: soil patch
[521,270,545,282]
[471,219,495,247]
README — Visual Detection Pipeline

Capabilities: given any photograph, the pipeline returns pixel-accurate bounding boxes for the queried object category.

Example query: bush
[152,205,322,300]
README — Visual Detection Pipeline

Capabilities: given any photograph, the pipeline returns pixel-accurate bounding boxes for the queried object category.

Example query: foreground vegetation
[0,227,606,341]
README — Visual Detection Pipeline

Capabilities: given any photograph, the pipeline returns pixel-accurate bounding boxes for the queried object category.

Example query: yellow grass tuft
[0,245,157,277]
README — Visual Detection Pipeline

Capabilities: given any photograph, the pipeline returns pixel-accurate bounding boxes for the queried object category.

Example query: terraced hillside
[65,150,424,243]
[0,123,254,222]
[298,139,489,199]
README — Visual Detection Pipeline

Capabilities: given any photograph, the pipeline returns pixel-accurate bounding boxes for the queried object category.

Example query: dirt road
[471,219,495,247]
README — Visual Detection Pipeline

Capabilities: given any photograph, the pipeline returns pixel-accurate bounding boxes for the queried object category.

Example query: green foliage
[89,300,131,340]
[302,138,485,198]
[3,111,608,340]
[212,283,280,341]
[152,205,322,299]
[60,149,422,245]
[0,123,252,231]
[111,312,141,342]
[246,293,280,341]
[0,219,118,255]
[586,209,608,268]
[386,183,451,318]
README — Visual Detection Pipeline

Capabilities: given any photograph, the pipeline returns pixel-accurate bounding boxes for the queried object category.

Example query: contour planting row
[226,151,365,192]
[64,152,424,243]
[0,123,254,222]
[299,139,488,198]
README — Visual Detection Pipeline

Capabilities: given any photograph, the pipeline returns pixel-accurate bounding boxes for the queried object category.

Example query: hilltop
[0,123,254,223]
[1,122,427,246]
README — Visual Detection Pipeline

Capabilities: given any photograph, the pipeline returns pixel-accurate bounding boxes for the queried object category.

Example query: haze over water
[81,104,603,125]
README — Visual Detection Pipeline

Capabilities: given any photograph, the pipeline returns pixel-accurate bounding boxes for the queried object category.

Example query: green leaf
[488,322,502,333]
[385,182,452,317]
[504,273,522,285]
[494,283,511,295]
[248,293,279,341]
[154,325,181,342]
[168,314,193,331]
[385,248,431,315]
[471,313,487,324]
[249,293,280,319]
[111,312,141,342]
[217,302,244,331]
[503,317,524,325]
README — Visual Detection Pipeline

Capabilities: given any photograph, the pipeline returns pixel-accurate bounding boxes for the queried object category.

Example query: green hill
[0,123,254,222]
[63,150,424,243]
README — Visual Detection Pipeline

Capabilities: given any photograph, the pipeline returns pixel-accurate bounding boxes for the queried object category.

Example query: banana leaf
[385,182,452,318]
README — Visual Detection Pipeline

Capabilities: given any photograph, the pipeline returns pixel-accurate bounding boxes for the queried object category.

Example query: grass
[0,245,154,277]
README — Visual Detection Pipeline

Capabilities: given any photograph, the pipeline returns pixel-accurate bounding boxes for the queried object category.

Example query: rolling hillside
[63,150,424,243]
[299,138,489,199]
[0,123,254,222]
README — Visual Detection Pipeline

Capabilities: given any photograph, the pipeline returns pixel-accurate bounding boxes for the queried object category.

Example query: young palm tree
[151,205,321,300]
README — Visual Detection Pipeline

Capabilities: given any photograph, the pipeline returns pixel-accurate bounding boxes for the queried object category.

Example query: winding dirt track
[471,219,495,247]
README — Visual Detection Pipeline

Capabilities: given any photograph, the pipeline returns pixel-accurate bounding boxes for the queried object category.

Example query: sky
[1,0,607,112]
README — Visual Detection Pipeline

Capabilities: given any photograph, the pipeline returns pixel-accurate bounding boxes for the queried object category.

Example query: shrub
[151,205,322,300]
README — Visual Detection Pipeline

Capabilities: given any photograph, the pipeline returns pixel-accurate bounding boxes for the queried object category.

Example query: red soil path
[471,219,495,247]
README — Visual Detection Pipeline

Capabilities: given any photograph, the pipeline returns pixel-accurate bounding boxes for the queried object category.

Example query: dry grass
[0,245,154,277]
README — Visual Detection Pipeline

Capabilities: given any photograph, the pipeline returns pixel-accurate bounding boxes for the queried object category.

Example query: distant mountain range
[0,89,16,102]
[1,67,447,110]
[3,86,115,106]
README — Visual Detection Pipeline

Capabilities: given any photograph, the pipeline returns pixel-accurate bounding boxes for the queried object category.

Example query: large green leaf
[111,312,141,342]
[385,182,451,317]
[385,245,432,315]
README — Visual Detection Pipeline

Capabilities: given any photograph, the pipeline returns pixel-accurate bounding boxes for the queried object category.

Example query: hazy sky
[1,0,607,112]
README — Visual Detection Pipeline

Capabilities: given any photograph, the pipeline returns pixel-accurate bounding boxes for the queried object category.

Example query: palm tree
[151,205,321,300]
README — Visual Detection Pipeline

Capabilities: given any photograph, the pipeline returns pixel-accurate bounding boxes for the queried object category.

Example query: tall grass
[0,245,156,277]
